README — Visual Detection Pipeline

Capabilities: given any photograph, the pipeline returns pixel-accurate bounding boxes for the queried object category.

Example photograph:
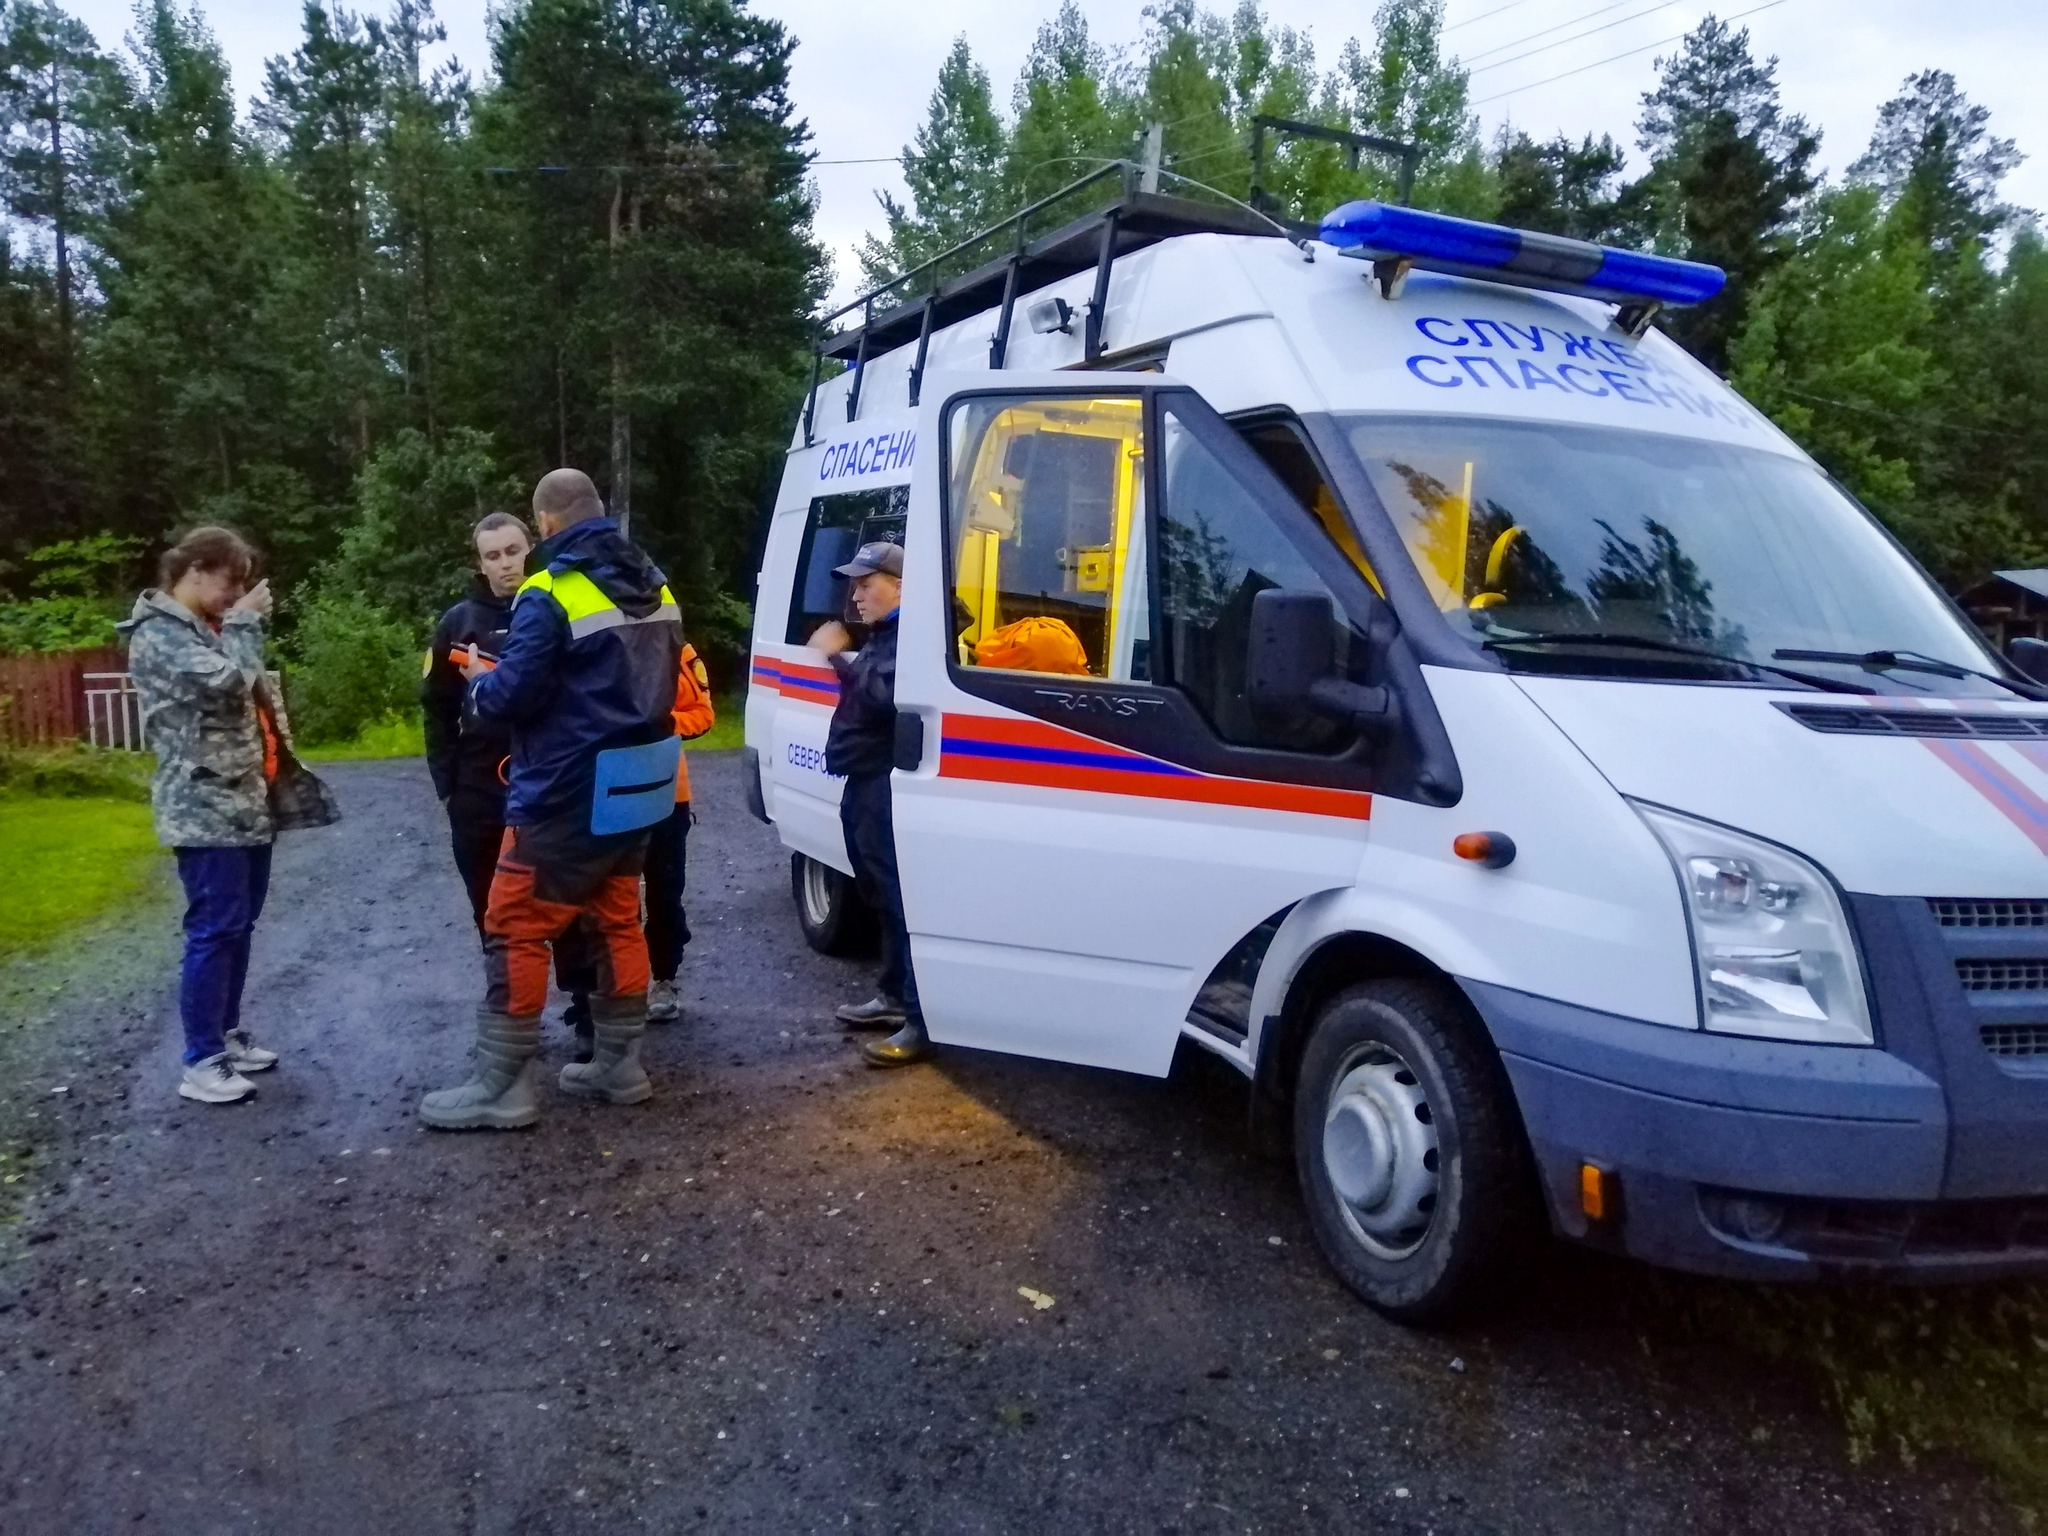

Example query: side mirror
[2010,637,2048,686]
[1247,589,1388,728]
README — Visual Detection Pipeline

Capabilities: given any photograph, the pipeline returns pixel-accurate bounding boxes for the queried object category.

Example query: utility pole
[608,173,634,539]
[47,58,71,358]
[1139,122,1163,196]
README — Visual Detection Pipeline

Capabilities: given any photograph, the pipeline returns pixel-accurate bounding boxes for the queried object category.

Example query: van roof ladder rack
[806,159,1281,439]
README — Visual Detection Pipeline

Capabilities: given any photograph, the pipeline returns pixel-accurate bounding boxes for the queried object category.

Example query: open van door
[890,372,1388,1076]
[755,411,919,880]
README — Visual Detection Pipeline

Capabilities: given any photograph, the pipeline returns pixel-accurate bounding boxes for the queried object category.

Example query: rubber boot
[558,993,653,1105]
[861,1017,933,1068]
[420,1009,543,1130]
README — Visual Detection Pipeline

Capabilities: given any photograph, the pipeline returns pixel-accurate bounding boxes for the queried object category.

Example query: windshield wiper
[1486,632,1878,694]
[1773,648,2048,701]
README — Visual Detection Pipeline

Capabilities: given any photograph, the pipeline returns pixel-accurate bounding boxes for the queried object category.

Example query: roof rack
[805,160,1282,442]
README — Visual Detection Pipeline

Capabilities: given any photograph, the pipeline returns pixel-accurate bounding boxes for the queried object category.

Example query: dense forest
[0,0,2043,740]
[0,0,823,736]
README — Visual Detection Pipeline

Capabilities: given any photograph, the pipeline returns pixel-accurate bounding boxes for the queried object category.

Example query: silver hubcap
[1322,1047,1440,1259]
[800,858,836,928]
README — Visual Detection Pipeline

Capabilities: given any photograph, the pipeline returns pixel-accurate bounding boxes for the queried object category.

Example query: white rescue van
[744,169,2048,1318]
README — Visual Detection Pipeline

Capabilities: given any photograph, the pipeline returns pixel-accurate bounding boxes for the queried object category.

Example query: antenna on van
[1248,116,1421,218]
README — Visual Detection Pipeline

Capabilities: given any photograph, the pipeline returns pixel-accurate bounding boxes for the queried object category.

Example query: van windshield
[1338,415,2008,697]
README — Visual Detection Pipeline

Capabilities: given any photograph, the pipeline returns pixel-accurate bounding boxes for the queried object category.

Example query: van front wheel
[1294,978,1527,1323]
[790,854,878,957]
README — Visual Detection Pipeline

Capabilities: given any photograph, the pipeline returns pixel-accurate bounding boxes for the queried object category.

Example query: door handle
[893,713,927,773]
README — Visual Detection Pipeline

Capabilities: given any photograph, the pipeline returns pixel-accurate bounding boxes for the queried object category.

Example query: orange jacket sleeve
[671,644,716,802]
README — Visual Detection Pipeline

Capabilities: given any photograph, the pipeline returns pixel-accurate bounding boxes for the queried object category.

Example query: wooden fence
[0,648,127,749]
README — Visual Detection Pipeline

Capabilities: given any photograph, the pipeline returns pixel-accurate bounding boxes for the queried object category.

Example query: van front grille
[1930,899,2048,929]
[1982,1024,2048,1059]
[1957,959,2048,992]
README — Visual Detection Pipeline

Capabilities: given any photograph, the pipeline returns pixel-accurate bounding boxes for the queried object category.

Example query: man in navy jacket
[420,469,681,1130]
[812,541,929,1067]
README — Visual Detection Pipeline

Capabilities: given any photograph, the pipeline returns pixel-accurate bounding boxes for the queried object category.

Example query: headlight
[1631,801,1873,1046]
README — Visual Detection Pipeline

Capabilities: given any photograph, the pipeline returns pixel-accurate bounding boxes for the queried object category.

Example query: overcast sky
[61,0,2048,304]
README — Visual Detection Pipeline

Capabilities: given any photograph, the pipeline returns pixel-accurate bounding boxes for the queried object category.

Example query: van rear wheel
[1294,978,1528,1323]
[790,854,878,957]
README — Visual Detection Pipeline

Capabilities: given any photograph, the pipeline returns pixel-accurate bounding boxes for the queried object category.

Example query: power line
[1446,0,1540,33]
[1463,0,1669,66]
[812,157,898,166]
[1470,0,1792,103]
[1469,0,1685,75]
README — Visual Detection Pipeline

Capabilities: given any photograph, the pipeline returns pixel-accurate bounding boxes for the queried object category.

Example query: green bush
[0,534,145,654]
[284,592,422,745]
[0,595,123,653]
[0,744,153,801]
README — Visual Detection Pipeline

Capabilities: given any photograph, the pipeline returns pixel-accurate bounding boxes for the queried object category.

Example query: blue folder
[590,735,682,836]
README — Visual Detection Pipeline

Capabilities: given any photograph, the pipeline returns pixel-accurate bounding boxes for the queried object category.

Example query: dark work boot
[420,1009,543,1130]
[861,1018,932,1068]
[564,992,595,1064]
[835,995,906,1031]
[558,993,653,1105]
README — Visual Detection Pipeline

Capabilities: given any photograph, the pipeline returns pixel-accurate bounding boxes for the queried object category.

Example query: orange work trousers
[482,820,650,1018]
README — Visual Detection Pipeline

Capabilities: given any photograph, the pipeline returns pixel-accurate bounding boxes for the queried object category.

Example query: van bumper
[1462,979,2048,1282]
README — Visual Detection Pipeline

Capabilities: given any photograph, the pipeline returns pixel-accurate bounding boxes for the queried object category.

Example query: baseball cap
[832,541,904,579]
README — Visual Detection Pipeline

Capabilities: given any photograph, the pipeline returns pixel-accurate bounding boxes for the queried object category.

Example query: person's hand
[232,579,273,619]
[810,620,852,655]
[458,644,491,681]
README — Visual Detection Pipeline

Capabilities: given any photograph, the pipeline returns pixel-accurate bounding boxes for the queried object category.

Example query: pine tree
[1629,16,1817,372]
[1006,2,1139,210]
[376,0,470,442]
[0,0,124,353]
[1494,130,1627,241]
[90,0,293,544]
[1337,0,1486,213]
[472,0,821,612]
[0,231,77,568]
[1852,70,2023,274]
[857,37,1006,286]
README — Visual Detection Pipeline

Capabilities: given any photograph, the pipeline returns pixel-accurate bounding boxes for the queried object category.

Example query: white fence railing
[84,672,144,751]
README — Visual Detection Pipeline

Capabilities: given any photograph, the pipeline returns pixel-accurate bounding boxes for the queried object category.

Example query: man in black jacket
[810,541,928,1067]
[423,512,530,932]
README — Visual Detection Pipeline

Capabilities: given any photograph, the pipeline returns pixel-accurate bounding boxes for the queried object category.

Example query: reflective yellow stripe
[516,570,680,638]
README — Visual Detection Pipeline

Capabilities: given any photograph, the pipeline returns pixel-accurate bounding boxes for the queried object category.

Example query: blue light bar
[1320,201,1726,308]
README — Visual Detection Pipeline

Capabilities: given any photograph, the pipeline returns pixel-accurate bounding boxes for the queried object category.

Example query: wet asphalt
[0,755,2021,1533]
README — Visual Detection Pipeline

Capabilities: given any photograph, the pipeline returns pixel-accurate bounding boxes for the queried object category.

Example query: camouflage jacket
[119,590,274,848]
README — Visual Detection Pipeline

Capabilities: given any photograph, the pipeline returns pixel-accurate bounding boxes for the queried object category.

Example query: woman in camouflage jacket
[120,527,286,1105]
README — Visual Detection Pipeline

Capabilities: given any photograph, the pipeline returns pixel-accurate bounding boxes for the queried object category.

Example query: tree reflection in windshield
[1584,517,1746,655]
[1345,416,1999,694]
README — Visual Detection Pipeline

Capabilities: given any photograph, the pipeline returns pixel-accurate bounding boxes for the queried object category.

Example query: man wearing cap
[808,540,928,1067]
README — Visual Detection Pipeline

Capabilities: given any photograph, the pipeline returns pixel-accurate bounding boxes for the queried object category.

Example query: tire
[1293,977,1530,1323]
[790,853,878,957]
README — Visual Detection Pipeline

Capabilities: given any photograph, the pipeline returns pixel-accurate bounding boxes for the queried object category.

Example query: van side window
[1156,403,1355,754]
[1236,419,1383,594]
[783,486,909,645]
[944,395,1150,682]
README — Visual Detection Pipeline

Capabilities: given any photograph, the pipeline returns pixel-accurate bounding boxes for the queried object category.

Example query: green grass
[301,713,426,761]
[1642,1274,2048,1521]
[0,796,163,957]
[690,693,745,752]
[299,696,742,761]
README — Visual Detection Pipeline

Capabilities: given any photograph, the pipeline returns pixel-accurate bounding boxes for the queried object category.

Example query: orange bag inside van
[974,616,1092,677]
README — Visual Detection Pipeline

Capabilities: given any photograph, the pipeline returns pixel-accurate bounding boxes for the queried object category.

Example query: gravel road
[0,755,2019,1533]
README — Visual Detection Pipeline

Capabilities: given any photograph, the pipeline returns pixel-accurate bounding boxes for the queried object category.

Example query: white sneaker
[223,1028,278,1073]
[647,980,680,1022]
[180,1053,257,1104]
